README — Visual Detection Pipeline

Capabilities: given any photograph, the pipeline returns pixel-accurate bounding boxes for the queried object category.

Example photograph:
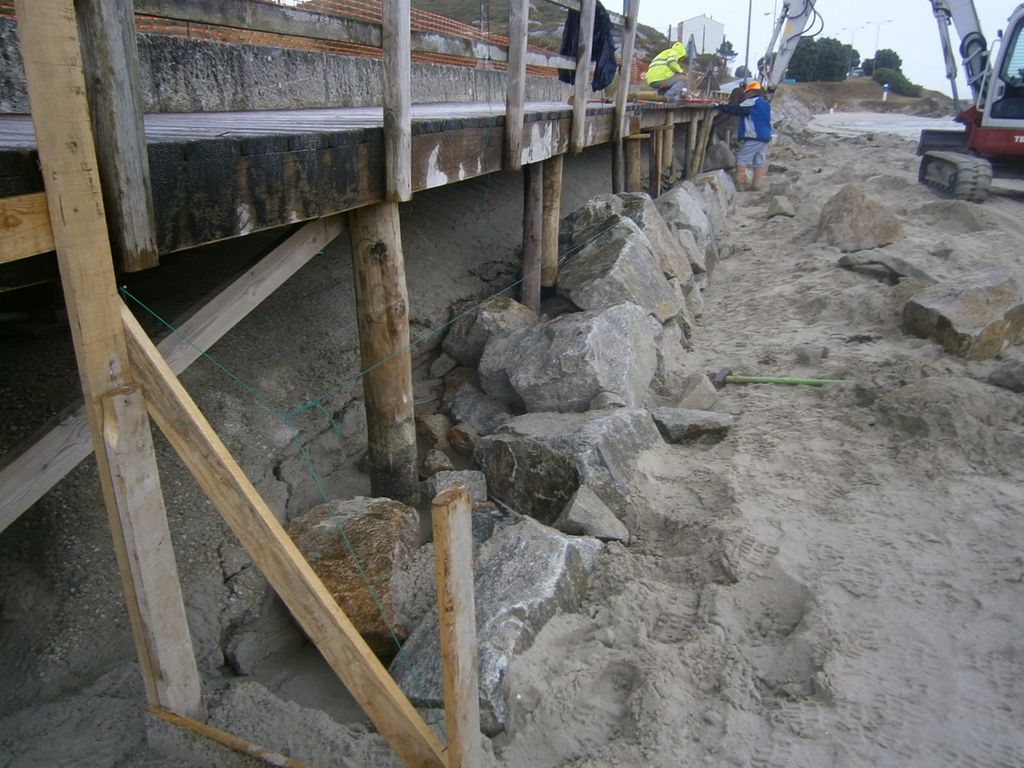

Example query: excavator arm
[929,0,989,108]
[759,0,821,95]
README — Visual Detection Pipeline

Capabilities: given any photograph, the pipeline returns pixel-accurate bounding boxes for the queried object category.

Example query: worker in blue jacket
[716,80,772,191]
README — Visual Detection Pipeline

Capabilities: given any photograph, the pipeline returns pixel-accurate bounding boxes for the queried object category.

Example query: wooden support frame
[122,306,446,768]
[14,0,201,717]
[0,192,53,264]
[570,0,596,154]
[693,111,716,178]
[0,215,344,535]
[686,115,699,179]
[611,0,639,192]
[504,0,529,172]
[431,484,483,768]
[540,153,563,288]
[625,136,642,192]
[521,162,543,314]
[382,0,412,202]
[77,0,159,272]
[348,203,419,506]
[648,129,663,198]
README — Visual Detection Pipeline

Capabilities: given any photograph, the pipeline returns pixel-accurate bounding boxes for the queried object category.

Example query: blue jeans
[651,73,687,100]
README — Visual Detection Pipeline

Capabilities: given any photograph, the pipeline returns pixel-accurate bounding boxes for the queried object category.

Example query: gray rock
[477,327,532,410]
[668,277,696,339]
[508,303,659,413]
[448,421,479,455]
[553,484,630,543]
[618,192,696,287]
[451,381,513,436]
[420,448,454,476]
[471,500,517,546]
[651,319,691,401]
[590,391,628,410]
[417,412,453,449]
[442,297,537,367]
[654,186,712,259]
[686,281,705,319]
[390,518,602,736]
[815,185,904,252]
[557,216,680,323]
[428,352,457,379]
[676,371,721,410]
[838,252,935,285]
[287,498,419,658]
[692,169,737,210]
[671,225,707,277]
[558,195,625,254]
[681,180,727,239]
[701,140,736,173]
[423,470,488,504]
[794,344,830,367]
[652,407,735,442]
[475,408,663,522]
[902,270,1024,360]
[767,196,797,218]
[988,360,1024,393]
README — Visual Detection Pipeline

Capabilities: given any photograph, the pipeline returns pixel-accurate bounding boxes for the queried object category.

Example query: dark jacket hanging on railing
[558,1,619,92]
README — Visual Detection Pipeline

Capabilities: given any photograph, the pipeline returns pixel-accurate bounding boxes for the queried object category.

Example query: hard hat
[744,80,763,92]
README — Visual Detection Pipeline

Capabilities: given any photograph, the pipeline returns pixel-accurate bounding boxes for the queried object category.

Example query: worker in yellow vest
[645,42,688,102]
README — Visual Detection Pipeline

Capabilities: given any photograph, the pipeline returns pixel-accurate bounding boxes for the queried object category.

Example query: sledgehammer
[709,368,852,389]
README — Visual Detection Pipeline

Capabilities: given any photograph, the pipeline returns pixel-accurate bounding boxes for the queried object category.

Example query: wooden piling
[505,0,529,171]
[570,0,597,154]
[76,0,159,272]
[382,0,412,201]
[540,153,563,287]
[348,202,419,505]
[648,130,663,198]
[521,162,543,313]
[431,484,483,768]
[625,137,642,192]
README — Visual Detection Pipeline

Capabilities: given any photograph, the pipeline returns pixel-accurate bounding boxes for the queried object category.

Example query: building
[676,14,725,55]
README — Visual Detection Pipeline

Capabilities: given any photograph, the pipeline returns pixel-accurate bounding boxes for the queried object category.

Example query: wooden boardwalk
[0,99,714,254]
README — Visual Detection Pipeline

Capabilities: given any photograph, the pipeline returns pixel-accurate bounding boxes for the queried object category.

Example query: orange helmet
[744,81,763,93]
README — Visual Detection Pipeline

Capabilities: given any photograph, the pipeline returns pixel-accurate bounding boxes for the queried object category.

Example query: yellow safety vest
[646,47,686,85]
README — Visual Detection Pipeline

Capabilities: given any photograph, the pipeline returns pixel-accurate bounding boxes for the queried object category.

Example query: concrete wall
[0,19,572,113]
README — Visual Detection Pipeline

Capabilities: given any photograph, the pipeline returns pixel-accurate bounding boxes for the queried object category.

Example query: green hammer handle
[726,375,852,387]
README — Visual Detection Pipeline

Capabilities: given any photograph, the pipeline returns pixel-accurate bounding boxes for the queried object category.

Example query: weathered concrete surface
[390,518,602,736]
[902,270,1024,360]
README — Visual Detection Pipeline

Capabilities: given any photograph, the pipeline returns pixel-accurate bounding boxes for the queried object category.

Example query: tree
[786,37,818,81]
[735,64,752,79]
[875,48,902,72]
[718,38,737,63]
[862,58,875,76]
[873,67,922,96]
[815,37,851,81]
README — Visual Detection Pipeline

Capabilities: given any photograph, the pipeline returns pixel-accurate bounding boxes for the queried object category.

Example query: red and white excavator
[757,0,1024,202]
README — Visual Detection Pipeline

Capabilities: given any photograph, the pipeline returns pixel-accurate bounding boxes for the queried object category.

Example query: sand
[2,107,1023,767]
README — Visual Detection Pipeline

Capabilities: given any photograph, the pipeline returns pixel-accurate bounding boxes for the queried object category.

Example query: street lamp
[873,19,893,59]
[848,24,866,75]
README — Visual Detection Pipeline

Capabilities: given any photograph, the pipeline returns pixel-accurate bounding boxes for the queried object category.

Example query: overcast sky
[634,0,1013,97]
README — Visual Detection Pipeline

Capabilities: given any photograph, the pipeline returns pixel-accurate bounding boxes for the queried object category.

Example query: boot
[751,167,767,191]
[734,165,750,191]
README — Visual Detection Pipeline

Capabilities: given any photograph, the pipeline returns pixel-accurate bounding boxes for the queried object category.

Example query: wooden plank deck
[0,99,714,255]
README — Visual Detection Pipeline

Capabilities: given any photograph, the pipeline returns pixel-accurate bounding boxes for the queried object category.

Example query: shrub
[873,67,922,97]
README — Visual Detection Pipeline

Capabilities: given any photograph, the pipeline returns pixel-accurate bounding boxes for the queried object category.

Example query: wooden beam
[540,153,563,288]
[686,116,698,178]
[77,0,159,272]
[664,123,675,178]
[504,0,529,172]
[382,0,412,202]
[570,0,597,154]
[0,216,343,535]
[122,306,446,768]
[0,192,53,264]
[135,0,381,47]
[693,111,716,177]
[348,203,418,505]
[521,162,543,314]
[648,130,662,198]
[102,387,202,715]
[431,484,482,768]
[14,0,201,716]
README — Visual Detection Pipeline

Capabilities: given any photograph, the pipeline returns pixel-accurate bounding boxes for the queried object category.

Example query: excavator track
[918,151,994,203]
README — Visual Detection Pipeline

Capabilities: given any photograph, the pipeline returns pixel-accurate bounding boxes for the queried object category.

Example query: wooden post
[521,162,543,314]
[76,0,159,272]
[505,0,529,171]
[693,110,716,177]
[686,114,698,178]
[0,192,54,264]
[348,203,419,505]
[648,130,662,198]
[14,0,201,717]
[382,0,412,202]
[612,0,640,192]
[121,308,447,768]
[570,0,596,154]
[540,153,563,288]
[431,484,482,768]
[664,123,675,179]
[625,136,642,192]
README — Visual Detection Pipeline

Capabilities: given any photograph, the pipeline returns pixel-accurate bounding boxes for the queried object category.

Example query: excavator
[755,0,1024,202]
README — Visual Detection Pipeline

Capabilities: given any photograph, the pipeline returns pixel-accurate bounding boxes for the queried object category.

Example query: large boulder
[651,407,735,442]
[692,169,737,212]
[479,302,658,413]
[557,216,680,322]
[650,318,692,401]
[617,193,696,287]
[450,380,513,436]
[474,408,663,522]
[902,270,1024,360]
[442,297,537,367]
[681,180,727,239]
[701,139,736,173]
[815,184,903,252]
[287,498,419,658]
[390,518,602,736]
[654,186,712,252]
[558,195,625,254]
[553,484,630,543]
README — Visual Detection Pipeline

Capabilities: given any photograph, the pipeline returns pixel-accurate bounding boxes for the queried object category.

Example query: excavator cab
[987,12,1024,120]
